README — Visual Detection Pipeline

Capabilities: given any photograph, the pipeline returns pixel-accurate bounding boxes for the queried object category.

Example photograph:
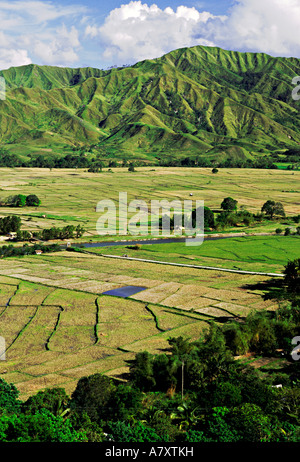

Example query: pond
[102,285,147,298]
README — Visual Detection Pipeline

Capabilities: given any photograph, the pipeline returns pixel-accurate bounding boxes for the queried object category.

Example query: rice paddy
[0,248,281,399]
[0,166,298,399]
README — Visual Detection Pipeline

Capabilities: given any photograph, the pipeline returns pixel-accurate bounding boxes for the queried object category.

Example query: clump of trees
[160,206,216,233]
[0,216,21,235]
[0,147,283,170]
[1,194,41,208]
[158,195,295,234]
[15,224,85,242]
[0,243,61,258]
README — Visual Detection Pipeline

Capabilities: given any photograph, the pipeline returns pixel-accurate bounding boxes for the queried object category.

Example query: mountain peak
[0,45,299,164]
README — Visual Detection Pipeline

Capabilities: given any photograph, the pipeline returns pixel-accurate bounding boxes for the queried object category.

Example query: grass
[1,47,300,159]
[0,245,281,398]
[89,235,299,273]
[0,167,299,238]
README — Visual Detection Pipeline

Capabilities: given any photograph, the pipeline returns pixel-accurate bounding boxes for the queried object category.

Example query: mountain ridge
[0,45,299,165]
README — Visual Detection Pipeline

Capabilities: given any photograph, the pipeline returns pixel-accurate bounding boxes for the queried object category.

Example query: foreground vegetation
[0,299,299,442]
[0,258,299,442]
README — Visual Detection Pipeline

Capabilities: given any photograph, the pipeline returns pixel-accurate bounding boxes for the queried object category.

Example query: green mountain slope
[0,45,299,164]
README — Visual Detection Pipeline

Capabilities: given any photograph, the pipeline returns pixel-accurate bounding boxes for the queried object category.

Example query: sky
[0,0,300,70]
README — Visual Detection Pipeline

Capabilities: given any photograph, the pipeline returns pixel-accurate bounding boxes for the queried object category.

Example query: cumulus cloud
[86,1,222,64]
[0,48,32,69]
[1,0,300,70]
[86,0,300,67]
[204,0,300,57]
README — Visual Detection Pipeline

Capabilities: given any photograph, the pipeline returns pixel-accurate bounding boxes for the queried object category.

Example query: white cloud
[0,48,32,69]
[212,0,300,57]
[87,1,222,64]
[0,1,87,26]
[85,0,300,67]
[0,0,300,70]
[33,25,81,66]
[0,0,86,68]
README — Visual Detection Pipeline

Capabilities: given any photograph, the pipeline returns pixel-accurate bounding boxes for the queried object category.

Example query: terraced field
[0,251,279,399]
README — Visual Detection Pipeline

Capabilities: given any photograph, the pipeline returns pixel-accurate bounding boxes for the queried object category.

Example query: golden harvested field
[0,249,280,399]
[0,167,299,237]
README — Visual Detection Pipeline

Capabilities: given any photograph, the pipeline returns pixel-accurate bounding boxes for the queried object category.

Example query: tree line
[15,224,85,242]
[0,243,61,258]
[0,148,283,170]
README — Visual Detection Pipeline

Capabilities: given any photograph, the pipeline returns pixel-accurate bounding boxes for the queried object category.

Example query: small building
[35,250,43,255]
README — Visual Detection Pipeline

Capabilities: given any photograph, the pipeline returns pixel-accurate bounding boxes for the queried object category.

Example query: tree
[128,163,135,172]
[0,410,87,442]
[228,403,278,442]
[128,351,156,391]
[191,206,215,229]
[106,420,165,442]
[261,200,285,219]
[284,258,300,294]
[221,197,238,212]
[0,379,21,414]
[245,312,277,355]
[222,322,250,355]
[75,224,85,238]
[211,382,243,408]
[26,194,41,207]
[22,388,69,417]
[106,384,142,421]
[11,194,27,207]
[0,216,21,235]
[70,373,115,422]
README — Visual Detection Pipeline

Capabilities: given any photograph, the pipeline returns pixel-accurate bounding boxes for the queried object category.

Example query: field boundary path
[78,250,285,278]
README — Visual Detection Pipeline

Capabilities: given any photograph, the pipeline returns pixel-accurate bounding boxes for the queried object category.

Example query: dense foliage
[15,224,85,242]
[0,194,41,208]
[0,216,21,235]
[0,243,61,258]
[0,150,282,170]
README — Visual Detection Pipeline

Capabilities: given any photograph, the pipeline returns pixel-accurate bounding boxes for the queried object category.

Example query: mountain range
[0,45,300,164]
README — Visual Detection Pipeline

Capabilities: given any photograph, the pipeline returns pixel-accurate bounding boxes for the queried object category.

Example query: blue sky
[0,0,299,70]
